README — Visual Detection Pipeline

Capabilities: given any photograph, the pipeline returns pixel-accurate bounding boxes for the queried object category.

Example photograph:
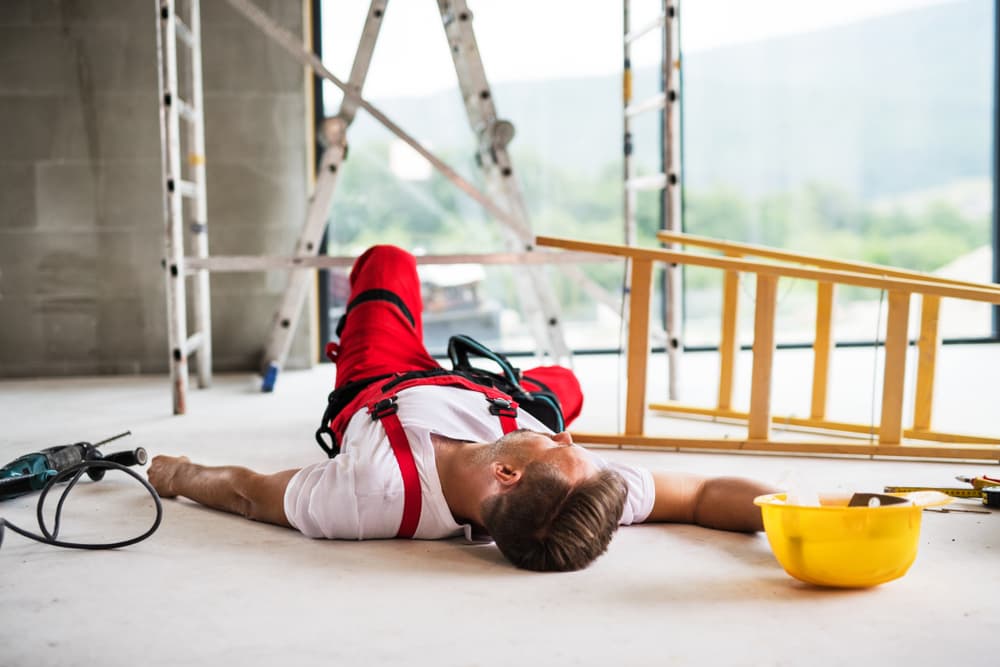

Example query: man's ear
[492,461,521,487]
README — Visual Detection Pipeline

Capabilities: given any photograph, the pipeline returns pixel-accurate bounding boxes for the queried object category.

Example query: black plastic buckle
[370,396,399,420]
[487,397,518,418]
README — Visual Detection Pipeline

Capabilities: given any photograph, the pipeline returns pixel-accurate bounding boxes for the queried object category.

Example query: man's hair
[481,462,627,572]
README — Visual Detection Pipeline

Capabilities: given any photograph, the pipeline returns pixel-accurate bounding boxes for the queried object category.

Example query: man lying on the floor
[147,244,776,572]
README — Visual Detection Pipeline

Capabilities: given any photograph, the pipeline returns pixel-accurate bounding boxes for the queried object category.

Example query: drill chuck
[87,448,148,481]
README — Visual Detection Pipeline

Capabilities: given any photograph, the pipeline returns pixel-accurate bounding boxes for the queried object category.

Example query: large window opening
[316,0,997,358]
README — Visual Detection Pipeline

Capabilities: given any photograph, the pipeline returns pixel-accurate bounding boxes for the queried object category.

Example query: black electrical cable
[0,460,162,551]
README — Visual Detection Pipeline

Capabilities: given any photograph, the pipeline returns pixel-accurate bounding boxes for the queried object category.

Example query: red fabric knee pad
[521,365,584,428]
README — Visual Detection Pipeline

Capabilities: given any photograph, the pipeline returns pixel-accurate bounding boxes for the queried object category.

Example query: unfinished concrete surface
[1,348,997,666]
[0,0,314,378]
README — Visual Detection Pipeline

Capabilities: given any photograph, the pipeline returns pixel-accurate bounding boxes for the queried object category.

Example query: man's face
[497,430,598,486]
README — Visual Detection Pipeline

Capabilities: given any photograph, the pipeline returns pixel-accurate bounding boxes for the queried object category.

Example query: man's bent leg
[522,365,584,427]
[332,245,440,387]
[148,455,298,527]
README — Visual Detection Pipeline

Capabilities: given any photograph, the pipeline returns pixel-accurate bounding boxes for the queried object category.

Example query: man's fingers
[147,455,189,498]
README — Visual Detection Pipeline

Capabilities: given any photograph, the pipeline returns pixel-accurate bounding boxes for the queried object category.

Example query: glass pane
[680,0,995,347]
[319,0,651,355]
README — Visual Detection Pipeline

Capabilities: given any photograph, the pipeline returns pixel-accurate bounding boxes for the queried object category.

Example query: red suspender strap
[500,414,518,434]
[369,397,422,539]
[486,397,519,435]
[382,412,422,539]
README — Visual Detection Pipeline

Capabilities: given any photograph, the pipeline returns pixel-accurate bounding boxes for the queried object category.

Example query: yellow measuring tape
[884,486,983,499]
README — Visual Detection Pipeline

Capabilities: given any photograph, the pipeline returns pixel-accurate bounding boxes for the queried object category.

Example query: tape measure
[884,486,982,498]
[885,486,1000,508]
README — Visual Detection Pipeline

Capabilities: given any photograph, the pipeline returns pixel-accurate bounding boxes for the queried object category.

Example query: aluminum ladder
[154,0,212,414]
[623,0,683,399]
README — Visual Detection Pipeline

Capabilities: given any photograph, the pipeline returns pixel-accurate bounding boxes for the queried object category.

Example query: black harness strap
[315,373,394,457]
[335,288,416,337]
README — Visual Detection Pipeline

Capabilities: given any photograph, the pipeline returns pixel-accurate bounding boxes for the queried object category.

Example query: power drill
[0,431,147,501]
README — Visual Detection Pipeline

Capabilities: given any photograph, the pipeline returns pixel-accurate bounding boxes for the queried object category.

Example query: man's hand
[147,455,190,498]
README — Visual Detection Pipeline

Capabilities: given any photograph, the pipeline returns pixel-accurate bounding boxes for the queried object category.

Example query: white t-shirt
[284,384,654,540]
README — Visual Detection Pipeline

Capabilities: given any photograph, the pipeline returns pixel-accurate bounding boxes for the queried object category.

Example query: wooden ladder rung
[748,275,778,440]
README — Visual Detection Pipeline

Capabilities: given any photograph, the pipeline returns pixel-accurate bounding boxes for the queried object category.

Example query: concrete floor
[1,347,998,666]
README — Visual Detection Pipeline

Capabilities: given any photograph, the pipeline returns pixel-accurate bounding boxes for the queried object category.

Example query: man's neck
[431,433,492,528]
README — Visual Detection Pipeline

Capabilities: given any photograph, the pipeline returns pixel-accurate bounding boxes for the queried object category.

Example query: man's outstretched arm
[646,471,778,532]
[147,455,299,528]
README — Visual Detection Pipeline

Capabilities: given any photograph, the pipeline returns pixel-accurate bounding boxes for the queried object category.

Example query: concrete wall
[0,0,314,379]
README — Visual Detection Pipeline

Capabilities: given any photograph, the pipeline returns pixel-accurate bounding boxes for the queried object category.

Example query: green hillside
[683,0,992,200]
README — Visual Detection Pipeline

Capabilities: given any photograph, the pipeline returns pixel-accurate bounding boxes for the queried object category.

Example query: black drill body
[0,433,146,501]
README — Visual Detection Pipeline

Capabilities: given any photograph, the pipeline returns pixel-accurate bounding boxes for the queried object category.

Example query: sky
[320,0,960,100]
